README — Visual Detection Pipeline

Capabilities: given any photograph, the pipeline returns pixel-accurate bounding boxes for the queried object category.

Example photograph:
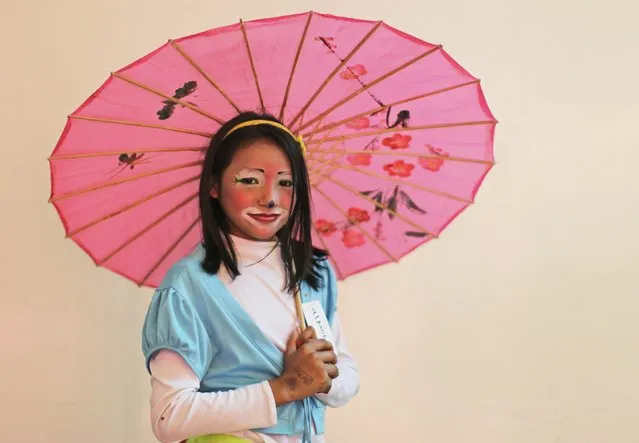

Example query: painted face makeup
[210,139,294,241]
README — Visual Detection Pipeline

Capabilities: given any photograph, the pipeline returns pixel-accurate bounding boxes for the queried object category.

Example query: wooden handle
[294,288,306,330]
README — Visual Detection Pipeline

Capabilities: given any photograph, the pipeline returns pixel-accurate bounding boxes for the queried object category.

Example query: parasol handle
[294,287,306,331]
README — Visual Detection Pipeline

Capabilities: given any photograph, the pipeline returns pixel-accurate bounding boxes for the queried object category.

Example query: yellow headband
[223,119,307,155]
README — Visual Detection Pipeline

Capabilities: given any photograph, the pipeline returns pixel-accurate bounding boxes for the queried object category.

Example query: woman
[141,111,360,443]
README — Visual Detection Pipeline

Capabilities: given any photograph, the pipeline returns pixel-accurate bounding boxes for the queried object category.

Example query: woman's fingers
[301,339,333,354]
[315,350,337,365]
[325,364,339,379]
[296,326,317,347]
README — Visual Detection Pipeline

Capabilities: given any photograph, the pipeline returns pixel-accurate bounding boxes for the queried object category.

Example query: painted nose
[259,188,278,209]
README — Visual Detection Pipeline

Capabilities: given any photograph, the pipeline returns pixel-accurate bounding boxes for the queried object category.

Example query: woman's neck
[229,234,280,267]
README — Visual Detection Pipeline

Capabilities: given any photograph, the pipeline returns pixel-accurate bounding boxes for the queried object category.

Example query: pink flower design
[346,117,371,130]
[418,157,444,172]
[382,133,412,150]
[347,207,370,224]
[383,160,415,178]
[342,229,365,248]
[340,64,367,80]
[426,145,450,157]
[315,219,337,236]
[420,145,449,171]
[347,153,372,166]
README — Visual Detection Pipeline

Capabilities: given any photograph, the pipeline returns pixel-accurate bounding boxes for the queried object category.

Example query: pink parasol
[48,11,497,288]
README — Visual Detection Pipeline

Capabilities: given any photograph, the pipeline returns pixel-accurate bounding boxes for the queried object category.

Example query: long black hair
[199,111,328,292]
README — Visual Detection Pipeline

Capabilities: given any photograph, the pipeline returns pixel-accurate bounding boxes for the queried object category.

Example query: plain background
[2,0,638,442]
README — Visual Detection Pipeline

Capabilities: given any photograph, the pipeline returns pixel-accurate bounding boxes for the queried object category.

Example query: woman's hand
[297,327,339,393]
[269,327,337,404]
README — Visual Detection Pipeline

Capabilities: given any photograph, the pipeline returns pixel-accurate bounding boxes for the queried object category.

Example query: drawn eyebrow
[243,168,291,175]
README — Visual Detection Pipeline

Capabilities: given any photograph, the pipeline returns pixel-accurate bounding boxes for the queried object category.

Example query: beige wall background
[1,0,638,442]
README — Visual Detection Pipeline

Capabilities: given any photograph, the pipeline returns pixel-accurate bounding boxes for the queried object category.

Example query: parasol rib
[66,175,200,237]
[303,79,480,136]
[50,160,202,202]
[310,224,346,280]
[49,146,206,160]
[298,45,442,132]
[69,115,213,137]
[111,72,224,124]
[97,192,199,265]
[169,40,241,113]
[288,21,383,128]
[313,185,398,262]
[301,122,339,172]
[310,156,473,203]
[139,216,201,286]
[307,120,496,144]
[312,174,436,238]
[240,19,265,112]
[307,148,494,165]
[279,12,314,121]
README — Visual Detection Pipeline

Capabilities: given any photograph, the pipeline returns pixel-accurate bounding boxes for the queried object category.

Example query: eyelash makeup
[233,175,258,185]
[233,175,292,187]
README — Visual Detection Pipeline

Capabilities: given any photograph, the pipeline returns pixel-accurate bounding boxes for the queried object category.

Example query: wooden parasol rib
[50,160,203,202]
[240,19,265,112]
[306,120,496,145]
[298,45,442,132]
[302,79,480,137]
[169,40,241,113]
[97,192,199,265]
[314,185,397,262]
[300,122,340,178]
[139,216,201,286]
[279,12,314,121]
[66,175,200,237]
[310,156,473,203]
[288,21,383,128]
[69,115,213,138]
[312,174,436,238]
[111,72,224,124]
[310,224,346,280]
[307,148,495,165]
[49,146,206,161]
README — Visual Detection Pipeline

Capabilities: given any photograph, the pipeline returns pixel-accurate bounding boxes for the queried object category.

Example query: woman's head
[199,111,326,290]
[211,135,294,241]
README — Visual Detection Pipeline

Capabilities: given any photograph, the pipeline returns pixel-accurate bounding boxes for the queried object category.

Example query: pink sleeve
[148,349,277,443]
[314,312,360,408]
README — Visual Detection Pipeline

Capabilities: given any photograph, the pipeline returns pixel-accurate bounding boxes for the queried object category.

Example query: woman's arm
[148,350,277,443]
[314,312,360,408]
